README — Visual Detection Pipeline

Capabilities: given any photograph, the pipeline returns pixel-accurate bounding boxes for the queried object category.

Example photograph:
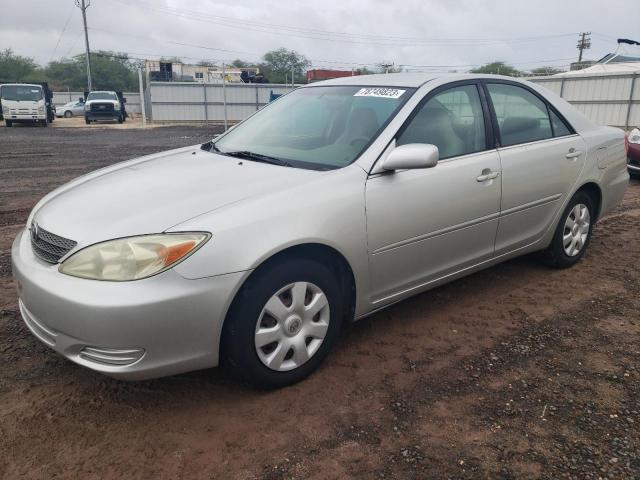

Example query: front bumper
[5,114,46,122]
[11,229,248,380]
[85,110,120,120]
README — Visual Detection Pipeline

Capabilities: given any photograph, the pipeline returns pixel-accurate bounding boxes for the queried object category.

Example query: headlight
[629,128,640,145]
[59,233,210,281]
[38,106,45,114]
[85,104,90,111]
[114,102,120,110]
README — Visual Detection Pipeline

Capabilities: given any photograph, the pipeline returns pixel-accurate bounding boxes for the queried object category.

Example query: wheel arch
[576,181,602,220]
[219,242,357,361]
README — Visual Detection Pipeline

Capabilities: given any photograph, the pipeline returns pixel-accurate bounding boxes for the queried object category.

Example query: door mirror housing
[79,97,84,103]
[381,143,439,171]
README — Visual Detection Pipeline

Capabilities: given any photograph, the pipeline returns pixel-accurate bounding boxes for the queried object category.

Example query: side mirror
[79,97,84,103]
[381,143,439,171]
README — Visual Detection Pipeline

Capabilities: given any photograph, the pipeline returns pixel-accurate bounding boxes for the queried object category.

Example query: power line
[49,4,76,63]
[108,0,579,48]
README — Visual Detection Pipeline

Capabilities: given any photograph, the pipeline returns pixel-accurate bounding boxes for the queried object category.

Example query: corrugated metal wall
[52,91,142,114]
[530,73,639,128]
[148,82,294,122]
[145,75,640,128]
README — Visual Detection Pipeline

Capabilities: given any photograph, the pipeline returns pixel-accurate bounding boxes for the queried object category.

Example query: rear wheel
[223,257,344,389]
[64,111,72,118]
[541,191,594,268]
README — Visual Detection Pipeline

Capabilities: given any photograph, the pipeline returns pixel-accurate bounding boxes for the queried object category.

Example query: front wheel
[117,115,123,124]
[5,120,12,127]
[541,191,594,268]
[64,111,72,118]
[85,117,91,124]
[223,258,344,389]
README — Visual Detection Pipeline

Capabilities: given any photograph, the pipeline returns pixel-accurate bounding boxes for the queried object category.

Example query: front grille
[30,224,77,263]
[90,102,114,112]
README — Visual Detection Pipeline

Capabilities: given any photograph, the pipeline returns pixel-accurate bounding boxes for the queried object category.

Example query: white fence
[147,82,295,122]
[530,73,639,129]
[52,91,142,115]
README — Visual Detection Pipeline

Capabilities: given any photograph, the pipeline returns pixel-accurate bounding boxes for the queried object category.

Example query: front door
[365,83,502,304]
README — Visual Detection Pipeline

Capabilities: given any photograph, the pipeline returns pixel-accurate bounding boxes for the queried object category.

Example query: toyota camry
[12,74,629,388]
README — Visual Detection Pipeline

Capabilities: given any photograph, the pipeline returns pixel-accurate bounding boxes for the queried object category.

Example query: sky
[2,0,639,72]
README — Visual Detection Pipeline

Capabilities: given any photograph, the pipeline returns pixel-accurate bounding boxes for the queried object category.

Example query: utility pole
[577,32,592,63]
[76,0,92,92]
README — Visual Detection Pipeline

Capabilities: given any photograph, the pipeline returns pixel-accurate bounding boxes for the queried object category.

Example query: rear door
[483,81,586,254]
[365,82,502,303]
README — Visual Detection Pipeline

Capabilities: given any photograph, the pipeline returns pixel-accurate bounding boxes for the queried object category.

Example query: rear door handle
[476,170,499,182]
[566,148,583,159]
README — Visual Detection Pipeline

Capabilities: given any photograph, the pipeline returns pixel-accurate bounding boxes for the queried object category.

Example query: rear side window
[397,84,486,159]
[549,109,572,137]
[487,83,553,147]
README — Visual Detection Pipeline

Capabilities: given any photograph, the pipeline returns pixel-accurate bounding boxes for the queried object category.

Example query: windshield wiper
[223,150,292,167]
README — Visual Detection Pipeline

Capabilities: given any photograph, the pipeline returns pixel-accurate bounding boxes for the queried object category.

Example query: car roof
[302,73,530,88]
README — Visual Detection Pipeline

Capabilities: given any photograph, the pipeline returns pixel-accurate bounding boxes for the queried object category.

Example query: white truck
[0,83,50,127]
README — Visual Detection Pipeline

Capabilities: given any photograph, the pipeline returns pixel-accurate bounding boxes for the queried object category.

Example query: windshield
[213,85,414,170]
[87,92,117,101]
[0,85,43,102]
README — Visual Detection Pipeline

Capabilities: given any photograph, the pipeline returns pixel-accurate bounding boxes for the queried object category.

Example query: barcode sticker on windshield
[354,88,405,99]
[31,89,40,93]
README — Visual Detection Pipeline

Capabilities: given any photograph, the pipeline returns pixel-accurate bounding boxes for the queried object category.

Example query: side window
[549,109,572,137]
[397,84,486,159]
[487,83,552,147]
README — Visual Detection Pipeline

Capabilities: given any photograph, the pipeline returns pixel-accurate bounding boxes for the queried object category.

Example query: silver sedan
[12,74,629,388]
[55,100,85,118]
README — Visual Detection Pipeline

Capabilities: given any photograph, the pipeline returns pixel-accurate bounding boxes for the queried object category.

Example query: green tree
[43,51,137,91]
[0,49,39,81]
[260,48,310,84]
[231,59,252,68]
[528,66,564,76]
[470,61,522,77]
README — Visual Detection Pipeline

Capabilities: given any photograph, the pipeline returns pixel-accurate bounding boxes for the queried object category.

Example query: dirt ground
[0,124,639,480]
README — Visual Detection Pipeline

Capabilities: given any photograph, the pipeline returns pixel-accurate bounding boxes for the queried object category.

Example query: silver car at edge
[12,74,629,388]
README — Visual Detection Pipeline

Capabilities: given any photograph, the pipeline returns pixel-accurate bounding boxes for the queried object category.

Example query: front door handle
[476,170,500,182]
[566,148,583,159]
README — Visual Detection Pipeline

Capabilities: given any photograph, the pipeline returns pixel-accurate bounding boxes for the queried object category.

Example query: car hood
[32,146,319,247]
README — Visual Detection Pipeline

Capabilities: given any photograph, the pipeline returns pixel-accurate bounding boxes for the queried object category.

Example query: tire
[223,257,345,389]
[41,120,48,127]
[64,111,72,118]
[5,120,12,127]
[117,115,123,124]
[540,190,594,269]
[85,117,91,124]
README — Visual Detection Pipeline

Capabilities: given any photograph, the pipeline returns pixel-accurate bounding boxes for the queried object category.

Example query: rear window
[487,83,553,147]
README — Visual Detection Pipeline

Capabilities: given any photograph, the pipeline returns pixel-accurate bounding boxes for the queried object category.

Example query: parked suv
[84,91,127,124]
